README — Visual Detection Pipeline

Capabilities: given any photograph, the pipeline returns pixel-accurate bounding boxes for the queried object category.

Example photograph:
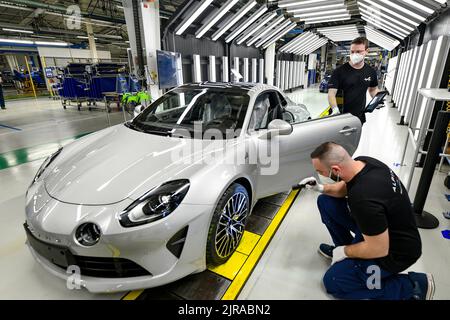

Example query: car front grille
[69,256,152,278]
[25,222,151,278]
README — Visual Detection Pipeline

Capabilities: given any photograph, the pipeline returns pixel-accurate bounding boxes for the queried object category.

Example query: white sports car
[25,82,361,292]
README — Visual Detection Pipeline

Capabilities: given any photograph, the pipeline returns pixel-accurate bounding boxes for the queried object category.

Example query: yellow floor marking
[121,289,144,300]
[236,231,261,256]
[208,251,248,281]
[221,190,299,300]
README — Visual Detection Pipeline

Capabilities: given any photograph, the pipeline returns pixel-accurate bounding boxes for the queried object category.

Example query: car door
[251,91,362,198]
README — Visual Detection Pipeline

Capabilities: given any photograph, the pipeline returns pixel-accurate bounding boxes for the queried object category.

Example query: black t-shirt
[328,62,378,124]
[346,156,422,273]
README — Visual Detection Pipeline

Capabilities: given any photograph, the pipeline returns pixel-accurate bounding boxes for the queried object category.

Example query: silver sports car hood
[45,124,221,205]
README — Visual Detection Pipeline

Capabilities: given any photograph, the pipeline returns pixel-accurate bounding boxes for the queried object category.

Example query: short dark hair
[351,37,369,49]
[310,142,336,160]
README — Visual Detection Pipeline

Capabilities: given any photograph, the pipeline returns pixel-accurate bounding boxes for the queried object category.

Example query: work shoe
[409,272,435,300]
[318,243,335,260]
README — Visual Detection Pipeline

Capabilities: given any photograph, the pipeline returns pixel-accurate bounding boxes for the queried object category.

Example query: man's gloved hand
[331,246,348,265]
[296,177,324,193]
[331,106,340,115]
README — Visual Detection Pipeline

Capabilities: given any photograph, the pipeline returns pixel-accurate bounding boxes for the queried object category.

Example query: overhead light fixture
[225,5,267,43]
[175,0,214,36]
[359,7,414,31]
[288,3,345,13]
[304,16,351,24]
[261,22,297,49]
[400,0,435,15]
[288,33,320,53]
[255,20,292,47]
[304,13,349,21]
[2,28,33,34]
[360,13,410,35]
[280,31,314,52]
[278,0,328,8]
[0,38,33,44]
[236,11,277,45]
[195,0,239,39]
[294,8,348,18]
[246,15,285,46]
[76,36,99,40]
[211,0,257,41]
[358,0,420,26]
[293,35,322,53]
[377,0,427,21]
[287,33,318,53]
[361,15,409,37]
[35,41,69,46]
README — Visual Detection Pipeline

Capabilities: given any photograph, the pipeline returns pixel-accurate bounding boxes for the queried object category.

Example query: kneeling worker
[298,142,434,300]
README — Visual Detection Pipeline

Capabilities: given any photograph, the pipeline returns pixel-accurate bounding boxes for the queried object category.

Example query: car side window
[280,94,313,125]
[248,92,282,131]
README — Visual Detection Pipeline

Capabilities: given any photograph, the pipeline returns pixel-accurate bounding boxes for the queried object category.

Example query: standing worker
[0,73,6,110]
[328,37,379,124]
[297,142,435,300]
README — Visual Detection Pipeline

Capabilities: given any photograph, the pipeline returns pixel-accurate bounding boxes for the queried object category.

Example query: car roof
[177,82,280,94]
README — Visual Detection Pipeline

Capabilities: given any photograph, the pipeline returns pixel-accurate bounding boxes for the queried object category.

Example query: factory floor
[0,90,449,299]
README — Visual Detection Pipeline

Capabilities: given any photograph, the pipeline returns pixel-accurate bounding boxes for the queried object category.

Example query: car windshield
[129,88,249,139]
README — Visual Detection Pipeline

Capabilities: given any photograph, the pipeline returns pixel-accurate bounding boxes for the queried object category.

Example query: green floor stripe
[0,132,92,171]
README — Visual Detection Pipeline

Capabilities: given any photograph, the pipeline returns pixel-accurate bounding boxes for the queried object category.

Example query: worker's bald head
[310,142,352,167]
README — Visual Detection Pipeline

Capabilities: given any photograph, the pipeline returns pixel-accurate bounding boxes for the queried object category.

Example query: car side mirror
[259,119,293,139]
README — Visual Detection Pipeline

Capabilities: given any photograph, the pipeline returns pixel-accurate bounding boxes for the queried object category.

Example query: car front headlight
[119,179,190,228]
[32,147,63,184]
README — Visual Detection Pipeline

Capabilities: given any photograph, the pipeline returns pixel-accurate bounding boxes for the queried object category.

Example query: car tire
[206,183,250,266]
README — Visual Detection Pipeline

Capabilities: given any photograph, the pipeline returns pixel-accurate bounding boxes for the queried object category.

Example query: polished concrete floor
[0,92,449,299]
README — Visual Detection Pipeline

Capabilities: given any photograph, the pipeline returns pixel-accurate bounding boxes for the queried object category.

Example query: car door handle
[339,127,357,135]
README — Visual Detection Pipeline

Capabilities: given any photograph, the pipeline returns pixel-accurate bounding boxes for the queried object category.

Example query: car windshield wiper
[125,121,145,132]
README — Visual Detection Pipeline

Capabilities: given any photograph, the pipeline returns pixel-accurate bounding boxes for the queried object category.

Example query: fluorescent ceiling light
[236,11,277,45]
[304,13,349,20]
[255,20,292,47]
[281,32,314,51]
[294,8,348,18]
[35,41,69,46]
[289,34,320,52]
[360,13,410,35]
[295,38,327,55]
[278,0,328,8]
[246,15,285,46]
[212,0,257,41]
[262,23,297,49]
[175,0,214,36]
[225,6,267,43]
[317,25,357,31]
[196,0,239,39]
[292,35,320,52]
[304,16,351,24]
[287,34,318,53]
[0,38,33,44]
[2,28,33,34]
[362,17,407,38]
[358,0,420,25]
[377,0,427,21]
[361,15,409,37]
[359,7,414,31]
[76,36,98,40]
[365,27,397,43]
[400,0,434,14]
[288,3,345,13]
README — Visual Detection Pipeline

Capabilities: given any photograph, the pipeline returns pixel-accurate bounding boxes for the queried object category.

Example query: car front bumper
[25,182,214,293]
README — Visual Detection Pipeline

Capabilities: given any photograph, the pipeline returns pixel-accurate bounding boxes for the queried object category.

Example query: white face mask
[350,53,365,65]
[318,169,340,185]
